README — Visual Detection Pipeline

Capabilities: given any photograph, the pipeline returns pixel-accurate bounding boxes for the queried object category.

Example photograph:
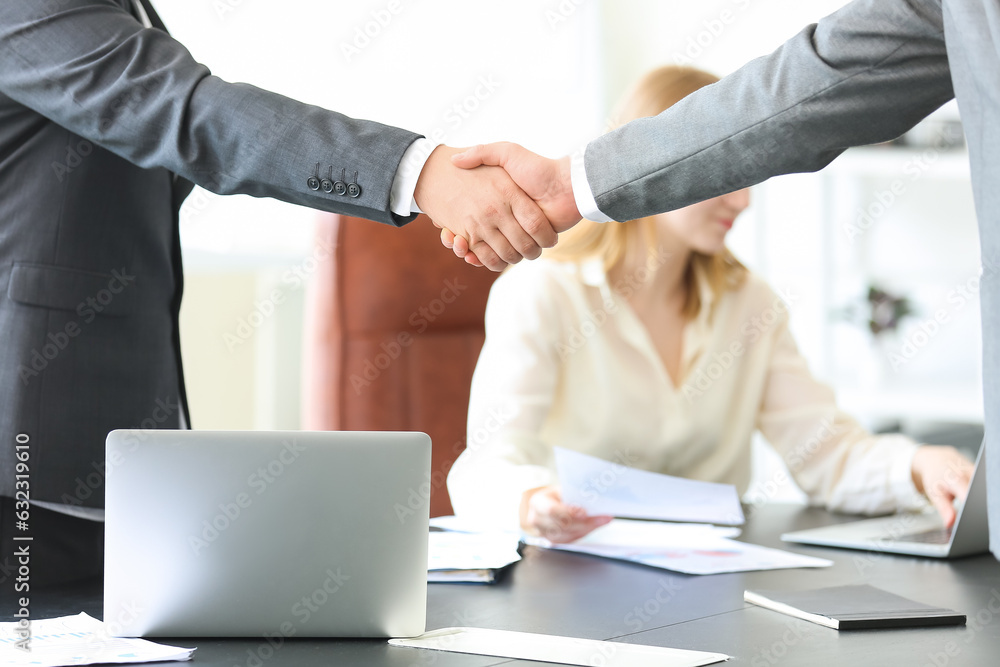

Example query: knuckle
[500,248,522,265]
[518,241,542,261]
[521,215,547,236]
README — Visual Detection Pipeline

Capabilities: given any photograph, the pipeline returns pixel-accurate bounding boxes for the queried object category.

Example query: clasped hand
[414,143,581,271]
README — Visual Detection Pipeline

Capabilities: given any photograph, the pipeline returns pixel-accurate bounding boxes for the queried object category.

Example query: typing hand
[414,145,557,272]
[910,445,974,529]
[441,143,582,267]
[520,485,612,543]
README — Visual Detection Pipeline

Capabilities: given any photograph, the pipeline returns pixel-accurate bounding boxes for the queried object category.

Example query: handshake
[413,143,584,272]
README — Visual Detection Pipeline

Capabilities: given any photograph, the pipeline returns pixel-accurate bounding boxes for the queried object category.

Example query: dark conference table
[8,504,1000,666]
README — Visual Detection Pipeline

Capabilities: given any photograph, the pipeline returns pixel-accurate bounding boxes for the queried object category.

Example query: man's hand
[911,445,974,528]
[442,143,582,267]
[414,145,556,272]
[520,485,612,543]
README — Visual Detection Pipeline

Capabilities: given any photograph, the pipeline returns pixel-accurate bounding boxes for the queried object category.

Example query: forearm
[759,315,928,515]
[0,1,420,226]
[585,0,953,221]
[793,422,927,515]
[448,266,566,527]
[448,444,553,531]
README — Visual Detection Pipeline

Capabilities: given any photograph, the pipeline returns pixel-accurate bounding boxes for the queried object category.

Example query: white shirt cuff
[888,440,930,512]
[390,137,439,217]
[570,147,616,223]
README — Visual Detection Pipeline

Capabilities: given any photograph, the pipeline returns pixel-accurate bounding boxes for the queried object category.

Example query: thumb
[451,142,513,169]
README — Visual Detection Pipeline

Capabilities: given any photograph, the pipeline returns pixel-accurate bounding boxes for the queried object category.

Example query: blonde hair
[548,65,747,319]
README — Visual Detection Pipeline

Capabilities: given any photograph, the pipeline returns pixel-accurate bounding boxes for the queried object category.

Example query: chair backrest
[301,214,500,517]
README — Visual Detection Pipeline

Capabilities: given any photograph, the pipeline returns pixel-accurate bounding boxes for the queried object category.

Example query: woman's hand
[911,445,974,528]
[520,485,613,543]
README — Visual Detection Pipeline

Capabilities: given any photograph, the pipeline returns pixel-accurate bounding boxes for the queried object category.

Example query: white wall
[600,0,850,105]
[161,0,606,264]
[164,0,606,429]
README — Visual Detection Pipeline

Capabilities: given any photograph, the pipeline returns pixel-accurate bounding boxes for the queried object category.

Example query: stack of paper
[0,613,193,666]
[555,447,745,525]
[428,530,522,584]
[549,448,831,575]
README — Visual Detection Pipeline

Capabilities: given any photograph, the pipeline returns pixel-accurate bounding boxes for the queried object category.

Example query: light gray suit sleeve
[0,0,421,226]
[585,0,954,222]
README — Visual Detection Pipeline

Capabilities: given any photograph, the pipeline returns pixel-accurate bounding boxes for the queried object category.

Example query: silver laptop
[781,445,988,558]
[105,430,430,637]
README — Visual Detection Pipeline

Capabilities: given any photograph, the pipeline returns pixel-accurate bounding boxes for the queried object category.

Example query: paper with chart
[555,447,745,525]
[525,519,833,575]
[0,613,193,666]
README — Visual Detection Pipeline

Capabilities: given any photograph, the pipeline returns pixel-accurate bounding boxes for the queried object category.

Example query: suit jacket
[583,0,1000,557]
[0,0,421,507]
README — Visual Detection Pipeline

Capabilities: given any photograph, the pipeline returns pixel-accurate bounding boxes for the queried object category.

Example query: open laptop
[104,430,430,637]
[781,445,988,558]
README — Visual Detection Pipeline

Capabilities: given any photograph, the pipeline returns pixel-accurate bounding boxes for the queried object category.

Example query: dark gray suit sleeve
[0,0,421,226]
[586,0,954,222]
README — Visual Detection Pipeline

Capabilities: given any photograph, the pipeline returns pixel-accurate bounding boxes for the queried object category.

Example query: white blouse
[447,257,927,530]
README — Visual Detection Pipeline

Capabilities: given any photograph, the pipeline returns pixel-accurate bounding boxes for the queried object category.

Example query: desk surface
[5,504,1000,666]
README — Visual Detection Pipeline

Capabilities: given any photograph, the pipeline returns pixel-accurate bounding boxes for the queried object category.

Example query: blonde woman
[445,65,972,543]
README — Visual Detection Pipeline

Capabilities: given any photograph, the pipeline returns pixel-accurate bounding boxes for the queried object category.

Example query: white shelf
[826,146,971,180]
[835,381,984,425]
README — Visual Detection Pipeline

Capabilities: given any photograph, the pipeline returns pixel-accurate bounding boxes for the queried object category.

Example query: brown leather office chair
[301,214,500,517]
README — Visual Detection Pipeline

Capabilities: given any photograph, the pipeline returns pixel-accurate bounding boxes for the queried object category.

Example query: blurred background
[160,0,983,504]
